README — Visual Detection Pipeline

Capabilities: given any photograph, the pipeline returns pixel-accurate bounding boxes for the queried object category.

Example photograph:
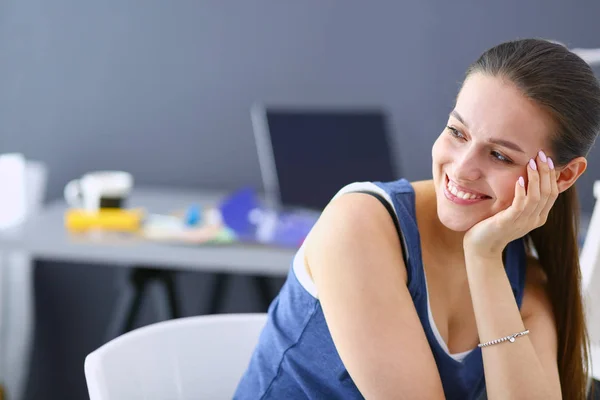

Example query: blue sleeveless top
[234,179,527,400]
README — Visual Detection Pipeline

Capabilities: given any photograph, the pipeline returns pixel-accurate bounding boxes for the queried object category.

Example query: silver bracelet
[478,330,530,348]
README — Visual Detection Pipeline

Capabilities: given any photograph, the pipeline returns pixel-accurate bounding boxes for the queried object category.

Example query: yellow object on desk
[65,208,144,232]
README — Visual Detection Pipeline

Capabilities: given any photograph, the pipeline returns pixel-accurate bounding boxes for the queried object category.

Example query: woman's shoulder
[298,188,409,296]
[304,178,431,262]
[317,189,400,237]
[304,191,409,285]
[311,183,406,244]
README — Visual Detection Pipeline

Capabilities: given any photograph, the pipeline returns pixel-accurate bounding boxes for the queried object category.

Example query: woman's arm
[465,251,561,399]
[461,151,562,398]
[305,193,446,400]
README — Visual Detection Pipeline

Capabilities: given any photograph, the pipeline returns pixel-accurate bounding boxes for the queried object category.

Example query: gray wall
[1,1,600,399]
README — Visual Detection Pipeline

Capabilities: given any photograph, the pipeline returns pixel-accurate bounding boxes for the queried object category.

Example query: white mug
[0,153,27,229]
[64,171,133,211]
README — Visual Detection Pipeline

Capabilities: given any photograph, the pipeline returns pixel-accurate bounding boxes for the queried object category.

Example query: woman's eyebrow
[450,109,525,154]
[450,110,468,127]
[487,138,525,154]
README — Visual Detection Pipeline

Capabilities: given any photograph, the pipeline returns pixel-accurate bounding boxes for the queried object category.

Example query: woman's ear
[556,156,587,193]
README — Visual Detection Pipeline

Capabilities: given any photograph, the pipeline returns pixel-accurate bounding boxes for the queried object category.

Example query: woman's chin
[437,210,479,232]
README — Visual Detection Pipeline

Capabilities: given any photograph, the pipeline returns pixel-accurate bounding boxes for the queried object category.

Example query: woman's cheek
[431,135,442,159]
[432,134,452,161]
[497,178,521,208]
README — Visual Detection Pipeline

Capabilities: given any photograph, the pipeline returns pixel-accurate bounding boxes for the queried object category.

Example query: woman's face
[431,73,555,232]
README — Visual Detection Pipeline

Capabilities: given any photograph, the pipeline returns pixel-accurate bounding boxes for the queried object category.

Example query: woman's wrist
[463,242,504,261]
[463,245,505,272]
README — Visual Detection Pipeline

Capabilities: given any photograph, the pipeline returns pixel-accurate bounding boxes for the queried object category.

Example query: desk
[1,186,297,330]
[0,187,296,276]
[0,187,298,400]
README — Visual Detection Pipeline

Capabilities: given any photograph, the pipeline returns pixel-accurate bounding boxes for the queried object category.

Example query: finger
[525,158,540,215]
[539,157,559,219]
[498,176,527,225]
[512,175,527,219]
[534,150,552,216]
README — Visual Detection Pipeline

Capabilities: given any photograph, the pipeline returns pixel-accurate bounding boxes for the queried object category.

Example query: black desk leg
[253,276,274,311]
[163,270,181,319]
[104,268,179,342]
[205,274,274,314]
[104,271,146,342]
[206,273,229,314]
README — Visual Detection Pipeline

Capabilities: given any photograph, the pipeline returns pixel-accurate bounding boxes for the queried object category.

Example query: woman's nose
[452,148,482,182]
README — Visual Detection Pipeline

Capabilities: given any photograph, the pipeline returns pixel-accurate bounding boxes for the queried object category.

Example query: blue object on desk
[219,187,319,247]
[265,210,319,247]
[219,187,261,237]
[185,204,202,226]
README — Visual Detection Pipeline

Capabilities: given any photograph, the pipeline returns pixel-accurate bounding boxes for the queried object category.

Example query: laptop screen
[257,108,396,210]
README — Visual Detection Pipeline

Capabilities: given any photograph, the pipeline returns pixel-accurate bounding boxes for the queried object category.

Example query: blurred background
[1,1,600,399]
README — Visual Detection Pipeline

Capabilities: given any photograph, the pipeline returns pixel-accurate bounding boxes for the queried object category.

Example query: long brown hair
[466,39,600,399]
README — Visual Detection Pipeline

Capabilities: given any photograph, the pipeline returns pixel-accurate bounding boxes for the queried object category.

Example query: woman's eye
[491,151,513,164]
[446,126,513,165]
[446,126,464,139]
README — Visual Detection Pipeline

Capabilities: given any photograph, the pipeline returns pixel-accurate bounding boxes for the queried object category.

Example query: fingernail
[538,150,547,162]
[518,176,525,187]
[529,158,537,171]
[548,157,554,169]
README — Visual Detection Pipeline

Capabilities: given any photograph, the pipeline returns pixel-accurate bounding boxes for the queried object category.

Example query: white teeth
[446,178,483,200]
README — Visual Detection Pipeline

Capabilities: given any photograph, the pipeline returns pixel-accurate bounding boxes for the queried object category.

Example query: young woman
[235,39,600,399]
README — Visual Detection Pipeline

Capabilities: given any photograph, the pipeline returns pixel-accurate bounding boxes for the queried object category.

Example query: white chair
[581,180,600,292]
[84,313,267,400]
[582,181,600,384]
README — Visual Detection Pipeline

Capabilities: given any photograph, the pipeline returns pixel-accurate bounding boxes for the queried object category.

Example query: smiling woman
[234,39,600,400]
[432,72,567,233]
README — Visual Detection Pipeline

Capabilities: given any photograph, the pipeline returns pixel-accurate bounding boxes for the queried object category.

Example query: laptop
[251,105,397,211]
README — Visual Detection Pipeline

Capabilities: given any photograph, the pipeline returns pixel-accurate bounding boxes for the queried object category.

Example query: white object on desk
[25,161,48,218]
[0,155,47,230]
[0,153,26,230]
[64,170,133,211]
[84,313,267,400]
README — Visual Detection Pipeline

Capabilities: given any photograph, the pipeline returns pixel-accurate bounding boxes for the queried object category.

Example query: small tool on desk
[64,208,144,232]
[184,204,202,226]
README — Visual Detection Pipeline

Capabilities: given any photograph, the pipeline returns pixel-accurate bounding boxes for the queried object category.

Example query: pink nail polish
[548,157,554,169]
[538,150,547,162]
[518,176,525,187]
[529,159,537,171]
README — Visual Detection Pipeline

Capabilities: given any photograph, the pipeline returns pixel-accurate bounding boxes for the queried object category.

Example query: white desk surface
[0,187,296,277]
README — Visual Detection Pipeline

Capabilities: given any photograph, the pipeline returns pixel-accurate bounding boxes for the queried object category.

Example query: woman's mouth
[443,174,491,205]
